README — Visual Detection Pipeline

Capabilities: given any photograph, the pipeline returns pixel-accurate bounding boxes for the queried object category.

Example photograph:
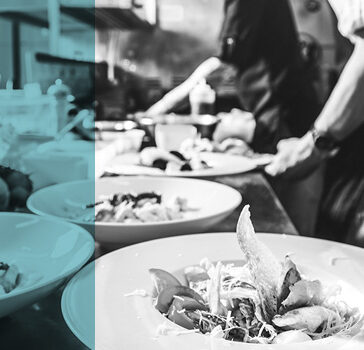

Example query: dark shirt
[218,0,320,153]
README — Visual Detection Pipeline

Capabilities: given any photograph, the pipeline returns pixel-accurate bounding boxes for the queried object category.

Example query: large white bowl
[27,177,242,247]
[0,213,94,318]
[62,233,364,350]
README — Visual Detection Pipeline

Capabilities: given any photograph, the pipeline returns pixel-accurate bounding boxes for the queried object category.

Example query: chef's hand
[213,109,256,144]
[265,133,324,179]
[146,57,223,117]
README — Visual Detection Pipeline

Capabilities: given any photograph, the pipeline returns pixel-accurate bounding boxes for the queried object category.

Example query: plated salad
[78,192,195,223]
[0,262,20,295]
[149,206,362,344]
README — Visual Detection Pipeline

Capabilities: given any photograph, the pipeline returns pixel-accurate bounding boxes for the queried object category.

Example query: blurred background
[0,0,354,120]
[1,3,363,347]
[0,0,359,239]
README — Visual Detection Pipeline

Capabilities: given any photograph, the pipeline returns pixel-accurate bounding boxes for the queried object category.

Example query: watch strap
[310,127,340,155]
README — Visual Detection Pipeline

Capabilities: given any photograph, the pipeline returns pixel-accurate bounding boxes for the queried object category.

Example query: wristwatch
[309,126,340,156]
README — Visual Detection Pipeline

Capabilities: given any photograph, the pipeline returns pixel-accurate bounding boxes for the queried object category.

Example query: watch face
[315,135,336,151]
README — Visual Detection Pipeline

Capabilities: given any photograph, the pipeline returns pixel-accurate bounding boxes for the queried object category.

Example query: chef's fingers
[217,112,229,119]
[231,109,255,120]
[265,159,285,177]
[276,138,298,152]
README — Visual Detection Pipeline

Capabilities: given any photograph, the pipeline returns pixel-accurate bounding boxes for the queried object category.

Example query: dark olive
[169,151,186,161]
[181,163,192,171]
[152,158,169,170]
[136,192,162,204]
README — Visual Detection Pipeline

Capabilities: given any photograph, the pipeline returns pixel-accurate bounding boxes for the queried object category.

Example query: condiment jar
[189,79,216,115]
[47,79,71,131]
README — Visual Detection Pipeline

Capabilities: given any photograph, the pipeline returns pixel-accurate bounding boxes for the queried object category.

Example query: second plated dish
[27,177,242,247]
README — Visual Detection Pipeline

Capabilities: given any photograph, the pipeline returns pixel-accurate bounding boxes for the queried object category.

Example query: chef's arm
[146,57,223,116]
[264,38,364,178]
[146,0,265,118]
[314,38,364,140]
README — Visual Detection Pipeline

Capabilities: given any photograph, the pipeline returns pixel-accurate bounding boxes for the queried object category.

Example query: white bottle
[47,79,71,131]
[189,79,216,115]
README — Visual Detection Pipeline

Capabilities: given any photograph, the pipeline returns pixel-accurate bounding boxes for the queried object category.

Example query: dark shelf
[0,11,48,27]
[60,6,94,27]
[94,7,153,30]
[0,7,153,31]
[35,52,95,66]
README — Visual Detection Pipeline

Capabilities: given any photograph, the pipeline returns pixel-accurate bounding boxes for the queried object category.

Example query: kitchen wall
[0,20,13,88]
[0,16,94,94]
[98,0,340,81]
[1,0,352,112]
[95,0,351,111]
[24,26,94,97]
[96,0,224,89]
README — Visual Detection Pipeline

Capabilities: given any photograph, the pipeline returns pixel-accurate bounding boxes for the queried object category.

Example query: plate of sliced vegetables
[27,177,242,247]
[62,206,364,350]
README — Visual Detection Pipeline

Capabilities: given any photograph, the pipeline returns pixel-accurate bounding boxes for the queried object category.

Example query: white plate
[27,177,242,247]
[105,152,270,177]
[62,233,364,350]
[0,213,94,318]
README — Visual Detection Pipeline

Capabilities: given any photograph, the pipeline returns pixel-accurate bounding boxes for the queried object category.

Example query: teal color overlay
[0,0,95,349]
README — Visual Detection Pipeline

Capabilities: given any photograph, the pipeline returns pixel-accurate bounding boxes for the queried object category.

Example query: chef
[147,0,320,154]
[146,0,322,235]
[266,0,364,245]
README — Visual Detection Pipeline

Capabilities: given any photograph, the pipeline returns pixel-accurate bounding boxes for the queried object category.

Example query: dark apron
[317,126,364,245]
[218,0,320,154]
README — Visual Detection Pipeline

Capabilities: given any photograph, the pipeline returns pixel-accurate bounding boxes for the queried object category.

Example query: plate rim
[107,151,260,178]
[61,261,95,349]
[0,212,95,301]
[27,177,242,228]
[61,232,364,349]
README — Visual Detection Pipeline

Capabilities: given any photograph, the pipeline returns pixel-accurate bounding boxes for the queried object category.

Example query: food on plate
[180,137,251,155]
[0,166,33,209]
[0,262,20,295]
[149,205,362,344]
[273,330,312,344]
[79,191,196,223]
[140,147,210,172]
[180,137,268,158]
[149,268,182,298]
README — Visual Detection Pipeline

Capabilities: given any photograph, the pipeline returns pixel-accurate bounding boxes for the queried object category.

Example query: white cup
[155,124,197,151]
